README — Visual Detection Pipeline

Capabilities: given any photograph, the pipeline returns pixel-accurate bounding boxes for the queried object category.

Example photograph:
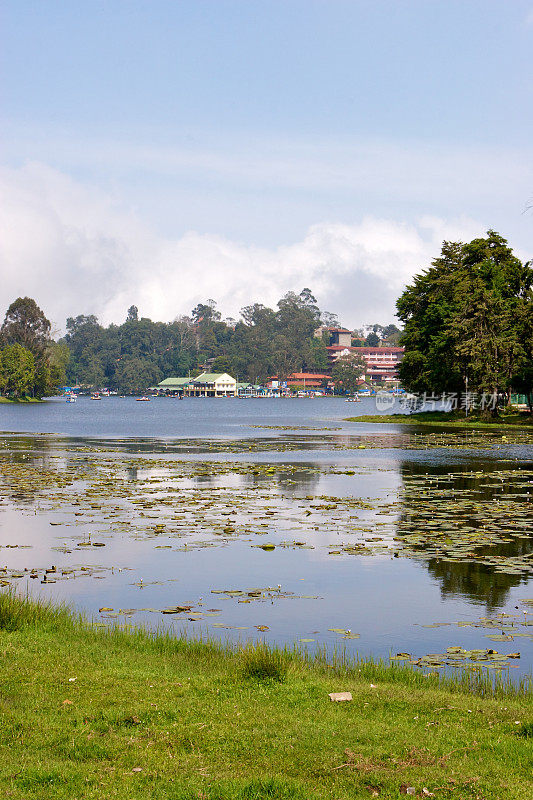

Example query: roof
[326,346,404,354]
[290,372,331,380]
[350,347,404,354]
[192,372,236,383]
[157,377,190,387]
[268,372,331,381]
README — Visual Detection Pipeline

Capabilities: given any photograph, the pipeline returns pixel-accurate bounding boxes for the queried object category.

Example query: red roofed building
[267,372,333,390]
[326,345,404,383]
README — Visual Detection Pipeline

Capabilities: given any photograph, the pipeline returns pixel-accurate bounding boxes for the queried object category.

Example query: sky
[1,0,532,333]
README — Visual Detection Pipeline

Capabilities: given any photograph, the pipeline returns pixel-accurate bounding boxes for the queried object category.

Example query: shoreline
[0,396,42,404]
[1,592,531,799]
[346,411,533,429]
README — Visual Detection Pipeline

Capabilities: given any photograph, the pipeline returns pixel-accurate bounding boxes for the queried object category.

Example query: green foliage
[0,297,62,396]
[331,354,366,394]
[240,642,290,683]
[365,331,380,346]
[517,721,533,738]
[1,296,51,357]
[60,289,337,390]
[0,343,35,396]
[397,232,533,411]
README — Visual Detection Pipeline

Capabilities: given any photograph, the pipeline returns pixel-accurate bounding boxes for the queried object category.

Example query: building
[267,372,333,391]
[315,326,352,347]
[188,372,237,397]
[155,377,191,395]
[156,372,237,397]
[351,347,404,383]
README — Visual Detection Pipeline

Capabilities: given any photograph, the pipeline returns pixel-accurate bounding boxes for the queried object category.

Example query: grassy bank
[1,593,531,799]
[346,410,533,429]
[0,396,42,403]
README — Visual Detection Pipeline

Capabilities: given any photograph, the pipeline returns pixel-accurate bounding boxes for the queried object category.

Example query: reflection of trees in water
[0,435,95,506]
[426,557,527,610]
[397,458,533,610]
[241,465,321,494]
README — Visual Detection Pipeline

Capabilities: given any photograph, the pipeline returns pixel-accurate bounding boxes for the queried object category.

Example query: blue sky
[1,0,532,329]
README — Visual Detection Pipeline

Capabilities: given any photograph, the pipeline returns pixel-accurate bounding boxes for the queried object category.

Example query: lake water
[1,396,532,680]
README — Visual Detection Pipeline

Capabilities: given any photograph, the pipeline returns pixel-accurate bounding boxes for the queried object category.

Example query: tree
[1,297,62,396]
[191,300,221,323]
[321,311,340,327]
[365,332,380,347]
[127,305,139,322]
[331,354,366,394]
[0,344,35,396]
[114,357,160,394]
[397,241,469,395]
[396,232,533,415]
[1,297,51,358]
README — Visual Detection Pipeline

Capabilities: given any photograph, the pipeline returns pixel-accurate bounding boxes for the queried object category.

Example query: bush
[240,642,290,683]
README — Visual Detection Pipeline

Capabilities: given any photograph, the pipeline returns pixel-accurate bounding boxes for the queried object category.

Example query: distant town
[148,326,404,398]
[0,290,405,399]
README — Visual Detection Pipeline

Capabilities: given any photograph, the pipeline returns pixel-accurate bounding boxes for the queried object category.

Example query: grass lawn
[346,411,533,429]
[1,593,531,799]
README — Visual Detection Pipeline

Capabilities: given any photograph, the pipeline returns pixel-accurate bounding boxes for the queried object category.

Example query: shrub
[240,642,290,683]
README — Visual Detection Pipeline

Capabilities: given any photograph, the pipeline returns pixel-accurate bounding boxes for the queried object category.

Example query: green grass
[1,592,532,799]
[346,410,533,428]
[0,395,42,403]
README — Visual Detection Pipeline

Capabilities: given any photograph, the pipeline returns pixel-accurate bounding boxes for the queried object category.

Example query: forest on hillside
[61,290,399,392]
[0,289,400,396]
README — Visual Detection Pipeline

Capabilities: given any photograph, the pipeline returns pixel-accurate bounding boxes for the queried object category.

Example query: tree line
[60,291,399,393]
[0,288,400,397]
[3,229,528,406]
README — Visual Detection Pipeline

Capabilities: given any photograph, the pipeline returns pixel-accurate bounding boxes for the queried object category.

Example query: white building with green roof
[189,372,237,397]
[156,373,237,397]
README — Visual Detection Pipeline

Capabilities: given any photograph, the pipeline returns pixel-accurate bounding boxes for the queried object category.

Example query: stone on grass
[328,691,352,702]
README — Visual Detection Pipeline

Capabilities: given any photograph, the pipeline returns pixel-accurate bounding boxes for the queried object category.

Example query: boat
[136,396,151,402]
[65,393,77,403]
[345,396,362,402]
[91,392,101,400]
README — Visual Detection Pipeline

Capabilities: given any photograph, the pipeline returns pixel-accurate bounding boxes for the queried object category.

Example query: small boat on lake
[136,396,151,402]
[91,392,101,400]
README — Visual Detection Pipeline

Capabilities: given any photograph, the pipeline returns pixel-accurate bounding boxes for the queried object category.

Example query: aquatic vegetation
[0,427,531,683]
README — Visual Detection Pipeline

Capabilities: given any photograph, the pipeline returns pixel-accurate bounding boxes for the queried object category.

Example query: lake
[1,396,532,680]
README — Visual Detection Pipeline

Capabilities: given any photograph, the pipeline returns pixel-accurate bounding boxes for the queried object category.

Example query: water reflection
[397,459,533,609]
[0,431,532,680]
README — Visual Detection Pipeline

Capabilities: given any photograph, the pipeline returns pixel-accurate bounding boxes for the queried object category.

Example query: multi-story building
[314,326,352,347]
[326,346,403,384]
[316,325,404,383]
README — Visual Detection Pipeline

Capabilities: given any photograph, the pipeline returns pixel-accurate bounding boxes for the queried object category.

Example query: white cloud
[0,162,492,332]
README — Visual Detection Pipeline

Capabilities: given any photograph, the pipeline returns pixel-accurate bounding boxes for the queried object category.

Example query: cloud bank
[1,162,487,332]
